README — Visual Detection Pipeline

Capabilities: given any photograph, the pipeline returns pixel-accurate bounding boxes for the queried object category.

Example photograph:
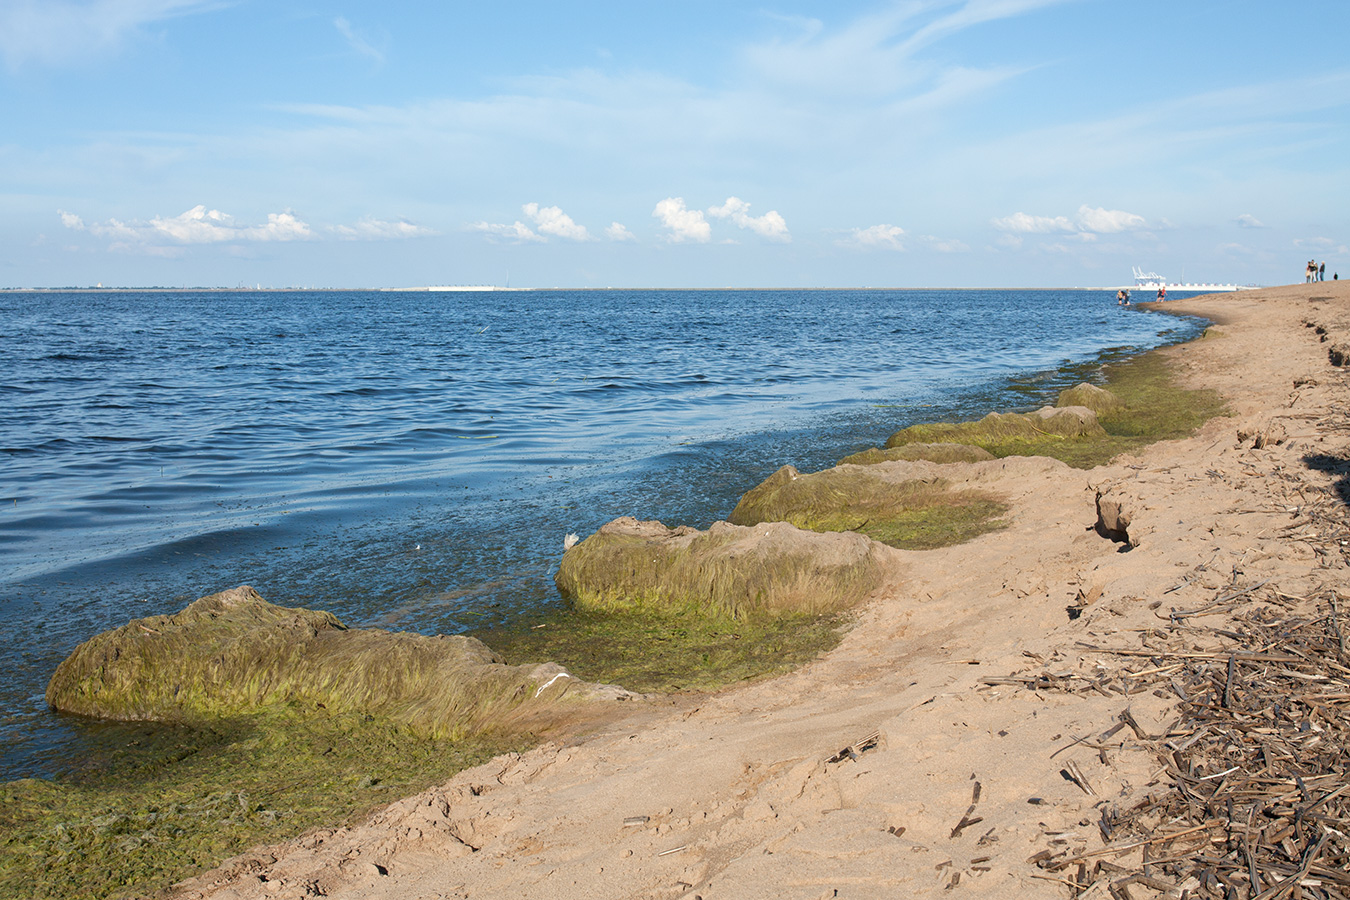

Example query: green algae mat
[0,712,520,900]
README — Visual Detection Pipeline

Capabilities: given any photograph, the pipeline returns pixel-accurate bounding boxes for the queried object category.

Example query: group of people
[1306,260,1330,282]
[1115,286,1167,305]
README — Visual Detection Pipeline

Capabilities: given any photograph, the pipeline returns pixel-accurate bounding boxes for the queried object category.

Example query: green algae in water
[0,714,521,900]
[880,348,1228,470]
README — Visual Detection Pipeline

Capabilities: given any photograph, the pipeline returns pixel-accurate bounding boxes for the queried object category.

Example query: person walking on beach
[1319,262,1326,282]
[1157,285,1166,301]
[1307,260,1317,283]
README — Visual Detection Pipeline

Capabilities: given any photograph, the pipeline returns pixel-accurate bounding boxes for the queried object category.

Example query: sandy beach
[170,282,1350,900]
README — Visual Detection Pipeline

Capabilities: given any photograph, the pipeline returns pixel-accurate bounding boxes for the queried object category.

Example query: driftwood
[1023,589,1350,899]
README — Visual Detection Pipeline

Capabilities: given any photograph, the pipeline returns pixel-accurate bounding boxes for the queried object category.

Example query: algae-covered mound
[729,463,1008,550]
[47,586,616,738]
[838,442,995,467]
[1056,382,1125,416]
[555,516,895,618]
[884,406,1106,457]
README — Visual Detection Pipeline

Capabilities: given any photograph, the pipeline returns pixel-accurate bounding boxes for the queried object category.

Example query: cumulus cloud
[523,203,592,241]
[470,220,545,243]
[1075,205,1146,233]
[992,204,1147,236]
[0,0,221,70]
[708,196,791,242]
[60,205,436,247]
[1236,213,1264,229]
[843,224,906,250]
[652,197,711,243]
[605,222,636,242]
[60,204,313,244]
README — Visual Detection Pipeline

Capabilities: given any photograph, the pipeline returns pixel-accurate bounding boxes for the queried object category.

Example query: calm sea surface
[0,288,1208,779]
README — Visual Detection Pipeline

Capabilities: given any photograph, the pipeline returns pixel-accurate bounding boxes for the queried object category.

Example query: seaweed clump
[554,516,893,619]
[47,586,610,739]
[883,405,1105,460]
[866,350,1229,470]
[729,463,1010,550]
[838,442,995,466]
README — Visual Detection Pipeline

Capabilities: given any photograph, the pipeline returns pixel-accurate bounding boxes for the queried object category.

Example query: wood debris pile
[1031,591,1350,899]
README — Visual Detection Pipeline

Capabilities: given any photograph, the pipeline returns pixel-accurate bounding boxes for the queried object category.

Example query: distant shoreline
[0,285,1267,293]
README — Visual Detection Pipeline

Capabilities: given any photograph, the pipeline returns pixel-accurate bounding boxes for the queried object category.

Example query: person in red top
[1157,285,1166,301]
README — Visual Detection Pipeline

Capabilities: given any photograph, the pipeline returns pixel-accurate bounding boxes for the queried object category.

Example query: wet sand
[171,281,1350,900]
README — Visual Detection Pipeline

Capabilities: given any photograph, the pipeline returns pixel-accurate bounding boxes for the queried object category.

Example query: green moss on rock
[1056,382,1125,415]
[46,586,605,739]
[884,406,1106,458]
[729,464,1009,550]
[554,516,892,618]
[838,442,995,466]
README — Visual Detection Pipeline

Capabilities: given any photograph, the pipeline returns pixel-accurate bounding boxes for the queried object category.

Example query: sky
[1,0,1347,289]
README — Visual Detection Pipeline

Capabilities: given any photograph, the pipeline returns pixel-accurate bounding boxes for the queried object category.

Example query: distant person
[1319,262,1326,282]
[1157,285,1166,301]
[1307,260,1317,283]
[1116,289,1126,305]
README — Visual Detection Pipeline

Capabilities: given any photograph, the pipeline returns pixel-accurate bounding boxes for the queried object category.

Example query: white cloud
[652,197,711,243]
[917,234,970,253]
[330,218,437,240]
[844,223,906,250]
[470,220,545,243]
[605,222,636,242]
[708,196,790,242]
[1295,236,1349,255]
[1074,205,1145,234]
[990,211,1077,234]
[0,0,223,70]
[523,203,592,241]
[334,15,385,66]
[992,205,1147,236]
[1235,213,1264,229]
[743,0,1065,102]
[57,204,293,243]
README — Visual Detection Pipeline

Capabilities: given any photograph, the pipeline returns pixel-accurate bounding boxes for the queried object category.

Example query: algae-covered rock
[47,586,618,738]
[729,463,1009,550]
[838,442,996,467]
[555,516,894,618]
[1056,383,1125,415]
[884,406,1106,456]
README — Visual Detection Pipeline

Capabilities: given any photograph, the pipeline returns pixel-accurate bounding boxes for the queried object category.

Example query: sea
[0,288,1211,781]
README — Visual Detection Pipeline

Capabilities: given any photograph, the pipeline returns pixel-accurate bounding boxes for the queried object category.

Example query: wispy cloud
[334,15,385,66]
[742,0,1065,102]
[329,218,436,240]
[708,197,790,242]
[604,222,636,242]
[0,0,224,70]
[1236,213,1264,229]
[653,198,711,243]
[842,223,906,250]
[470,220,545,243]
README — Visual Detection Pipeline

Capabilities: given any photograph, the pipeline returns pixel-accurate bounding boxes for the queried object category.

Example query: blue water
[0,288,1207,779]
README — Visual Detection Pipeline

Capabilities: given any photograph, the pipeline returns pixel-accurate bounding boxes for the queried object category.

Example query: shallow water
[0,288,1208,779]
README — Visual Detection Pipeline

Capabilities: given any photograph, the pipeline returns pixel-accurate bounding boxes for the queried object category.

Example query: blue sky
[2,0,1347,288]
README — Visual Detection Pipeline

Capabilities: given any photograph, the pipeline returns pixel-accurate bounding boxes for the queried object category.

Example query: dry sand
[172,282,1350,900]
